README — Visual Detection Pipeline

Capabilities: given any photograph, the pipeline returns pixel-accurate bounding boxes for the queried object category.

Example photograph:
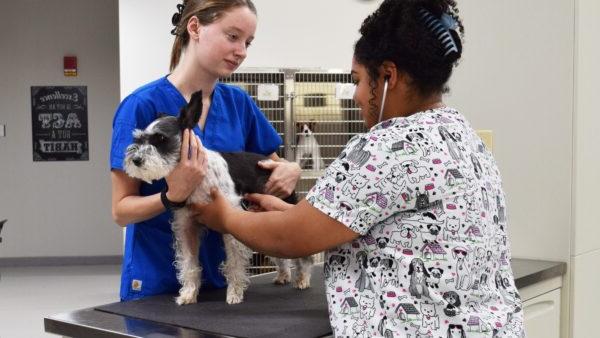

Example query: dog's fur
[295,122,324,170]
[124,91,313,305]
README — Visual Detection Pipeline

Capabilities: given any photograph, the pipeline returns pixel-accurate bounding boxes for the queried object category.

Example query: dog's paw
[273,271,291,285]
[175,291,198,305]
[226,289,244,305]
[293,276,311,290]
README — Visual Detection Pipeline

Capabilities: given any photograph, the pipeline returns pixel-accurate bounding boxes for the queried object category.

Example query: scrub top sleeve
[243,94,282,155]
[110,95,155,171]
[306,133,430,236]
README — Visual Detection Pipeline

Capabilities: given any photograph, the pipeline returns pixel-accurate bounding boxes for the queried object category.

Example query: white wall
[120,0,574,262]
[119,0,383,97]
[571,1,600,337]
[0,0,122,259]
[448,1,574,262]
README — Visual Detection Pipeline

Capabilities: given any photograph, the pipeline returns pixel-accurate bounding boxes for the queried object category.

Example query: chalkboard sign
[31,86,89,161]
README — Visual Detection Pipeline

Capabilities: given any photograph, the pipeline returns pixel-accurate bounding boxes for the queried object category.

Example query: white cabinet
[521,278,561,338]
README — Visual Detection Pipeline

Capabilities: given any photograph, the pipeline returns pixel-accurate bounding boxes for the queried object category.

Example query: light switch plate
[476,129,493,152]
[0,124,5,137]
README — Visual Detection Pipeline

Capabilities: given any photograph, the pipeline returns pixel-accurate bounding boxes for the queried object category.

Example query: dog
[326,254,350,285]
[380,258,399,287]
[124,91,313,305]
[426,267,444,288]
[295,122,324,170]
[453,246,472,290]
[391,223,417,248]
[408,258,430,299]
[420,302,440,330]
[401,159,431,183]
[442,291,461,317]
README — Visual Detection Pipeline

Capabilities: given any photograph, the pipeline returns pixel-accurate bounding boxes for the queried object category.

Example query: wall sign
[31,86,89,161]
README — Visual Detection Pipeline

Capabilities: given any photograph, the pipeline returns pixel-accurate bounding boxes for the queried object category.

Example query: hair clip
[170,3,185,36]
[419,8,459,58]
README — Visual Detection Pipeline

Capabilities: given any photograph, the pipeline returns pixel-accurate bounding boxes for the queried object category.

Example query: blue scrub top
[110,76,281,301]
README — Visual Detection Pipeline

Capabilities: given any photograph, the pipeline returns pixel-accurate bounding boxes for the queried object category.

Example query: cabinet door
[523,288,561,338]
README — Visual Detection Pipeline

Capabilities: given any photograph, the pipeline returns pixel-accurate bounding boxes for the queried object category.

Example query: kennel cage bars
[220,68,365,274]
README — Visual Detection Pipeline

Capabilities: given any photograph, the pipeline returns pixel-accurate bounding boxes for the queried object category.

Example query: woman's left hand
[258,160,301,198]
[191,188,236,234]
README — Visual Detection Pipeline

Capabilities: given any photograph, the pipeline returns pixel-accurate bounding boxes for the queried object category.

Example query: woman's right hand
[165,129,207,202]
[244,193,293,212]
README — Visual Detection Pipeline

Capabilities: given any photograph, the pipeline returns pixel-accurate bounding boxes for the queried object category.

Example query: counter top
[44,258,566,338]
[512,258,566,289]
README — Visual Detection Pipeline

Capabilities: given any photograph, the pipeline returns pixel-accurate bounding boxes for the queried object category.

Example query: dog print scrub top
[306,107,525,338]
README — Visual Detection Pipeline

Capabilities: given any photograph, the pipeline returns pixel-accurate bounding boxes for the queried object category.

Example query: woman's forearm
[225,210,302,258]
[112,194,165,226]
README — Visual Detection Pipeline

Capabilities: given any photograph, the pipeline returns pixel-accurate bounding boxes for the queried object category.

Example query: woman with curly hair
[196,0,525,336]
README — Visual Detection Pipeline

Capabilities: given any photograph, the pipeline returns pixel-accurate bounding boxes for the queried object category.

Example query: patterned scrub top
[306,108,525,338]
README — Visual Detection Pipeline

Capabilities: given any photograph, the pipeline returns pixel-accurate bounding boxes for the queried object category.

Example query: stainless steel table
[44,258,566,338]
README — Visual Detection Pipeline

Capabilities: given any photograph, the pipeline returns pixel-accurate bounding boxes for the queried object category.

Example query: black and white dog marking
[295,122,324,170]
[124,91,313,305]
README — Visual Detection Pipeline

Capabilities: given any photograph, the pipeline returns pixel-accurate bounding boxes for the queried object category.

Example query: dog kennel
[220,68,366,274]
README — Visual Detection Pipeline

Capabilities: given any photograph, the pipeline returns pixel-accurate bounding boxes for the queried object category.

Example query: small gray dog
[124,91,313,305]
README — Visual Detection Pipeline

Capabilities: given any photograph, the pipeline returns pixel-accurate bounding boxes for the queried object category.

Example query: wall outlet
[476,129,493,152]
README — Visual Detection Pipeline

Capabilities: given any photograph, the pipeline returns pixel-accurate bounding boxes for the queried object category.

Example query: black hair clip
[419,8,460,58]
[170,3,185,36]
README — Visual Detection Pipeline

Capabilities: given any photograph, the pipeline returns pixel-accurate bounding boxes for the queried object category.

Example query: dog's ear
[408,260,414,275]
[308,120,316,132]
[178,90,203,130]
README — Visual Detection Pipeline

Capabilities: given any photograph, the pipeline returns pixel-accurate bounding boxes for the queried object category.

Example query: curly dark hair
[354,0,464,109]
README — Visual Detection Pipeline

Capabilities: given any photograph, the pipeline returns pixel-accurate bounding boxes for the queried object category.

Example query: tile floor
[0,264,121,338]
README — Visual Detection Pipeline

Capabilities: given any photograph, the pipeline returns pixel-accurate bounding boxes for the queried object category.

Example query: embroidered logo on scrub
[131,279,142,291]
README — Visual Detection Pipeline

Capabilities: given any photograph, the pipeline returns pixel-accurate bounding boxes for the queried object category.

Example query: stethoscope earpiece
[378,76,390,124]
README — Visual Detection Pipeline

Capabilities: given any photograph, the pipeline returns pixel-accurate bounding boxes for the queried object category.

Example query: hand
[165,129,207,202]
[192,188,236,234]
[259,160,301,199]
[244,193,293,212]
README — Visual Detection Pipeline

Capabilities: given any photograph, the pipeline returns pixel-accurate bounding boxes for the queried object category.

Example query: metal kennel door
[220,69,365,272]
[220,70,288,274]
[292,71,365,198]
[220,70,287,159]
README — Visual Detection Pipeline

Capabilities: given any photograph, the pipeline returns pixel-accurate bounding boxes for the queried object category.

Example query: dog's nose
[132,157,143,167]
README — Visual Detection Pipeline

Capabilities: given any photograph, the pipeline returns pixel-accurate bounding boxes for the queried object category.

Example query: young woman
[110,0,300,302]
[195,0,525,336]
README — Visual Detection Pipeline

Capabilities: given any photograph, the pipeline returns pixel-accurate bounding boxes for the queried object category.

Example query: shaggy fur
[124,91,313,305]
[295,122,324,170]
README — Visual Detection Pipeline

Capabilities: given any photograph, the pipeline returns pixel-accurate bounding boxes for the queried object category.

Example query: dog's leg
[313,144,324,171]
[271,257,291,285]
[295,145,305,169]
[293,255,315,289]
[222,234,252,304]
[172,209,202,305]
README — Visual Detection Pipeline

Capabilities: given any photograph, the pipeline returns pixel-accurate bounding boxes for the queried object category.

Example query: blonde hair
[169,0,257,71]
